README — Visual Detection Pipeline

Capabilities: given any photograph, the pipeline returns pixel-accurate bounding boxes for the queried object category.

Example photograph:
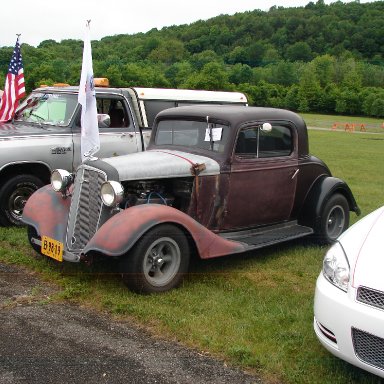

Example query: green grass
[301,113,384,133]
[308,129,384,218]
[1,115,384,384]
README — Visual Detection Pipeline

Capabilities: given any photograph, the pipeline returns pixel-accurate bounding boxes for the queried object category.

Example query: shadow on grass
[189,236,324,274]
[22,235,328,298]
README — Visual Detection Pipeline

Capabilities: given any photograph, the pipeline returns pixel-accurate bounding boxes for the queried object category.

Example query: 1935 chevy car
[23,106,360,294]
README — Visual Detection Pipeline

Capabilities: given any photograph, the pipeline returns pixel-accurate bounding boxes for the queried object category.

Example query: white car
[314,205,384,378]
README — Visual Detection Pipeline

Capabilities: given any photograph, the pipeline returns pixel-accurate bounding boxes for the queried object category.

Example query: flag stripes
[0,38,25,123]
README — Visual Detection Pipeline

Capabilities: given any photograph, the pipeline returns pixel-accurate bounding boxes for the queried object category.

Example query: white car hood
[346,206,384,290]
[102,149,220,181]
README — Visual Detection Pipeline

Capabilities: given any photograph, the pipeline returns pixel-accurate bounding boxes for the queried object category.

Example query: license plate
[41,236,63,262]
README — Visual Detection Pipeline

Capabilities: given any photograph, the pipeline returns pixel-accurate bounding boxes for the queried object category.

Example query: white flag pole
[78,20,100,162]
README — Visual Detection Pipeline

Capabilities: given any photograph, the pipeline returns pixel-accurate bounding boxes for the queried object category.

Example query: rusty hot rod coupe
[23,106,360,293]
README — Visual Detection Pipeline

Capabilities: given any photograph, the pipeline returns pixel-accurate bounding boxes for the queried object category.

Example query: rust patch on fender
[23,186,70,243]
[84,204,245,259]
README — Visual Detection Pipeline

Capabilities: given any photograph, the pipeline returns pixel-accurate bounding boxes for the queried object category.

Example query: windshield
[14,92,78,126]
[155,119,230,153]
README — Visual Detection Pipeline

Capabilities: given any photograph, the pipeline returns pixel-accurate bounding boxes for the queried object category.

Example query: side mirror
[261,122,272,132]
[97,113,110,128]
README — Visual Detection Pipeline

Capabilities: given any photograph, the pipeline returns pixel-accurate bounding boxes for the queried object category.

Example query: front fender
[22,185,70,244]
[83,204,245,259]
[300,176,360,229]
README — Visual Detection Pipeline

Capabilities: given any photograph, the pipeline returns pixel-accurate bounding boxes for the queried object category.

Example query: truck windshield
[155,119,230,153]
[14,92,78,126]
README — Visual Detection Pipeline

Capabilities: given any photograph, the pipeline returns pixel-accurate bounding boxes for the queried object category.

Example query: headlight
[51,169,74,192]
[323,242,350,292]
[101,181,124,207]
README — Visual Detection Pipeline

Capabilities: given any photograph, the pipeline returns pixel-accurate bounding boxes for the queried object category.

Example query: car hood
[343,206,384,290]
[102,149,220,181]
[0,121,64,137]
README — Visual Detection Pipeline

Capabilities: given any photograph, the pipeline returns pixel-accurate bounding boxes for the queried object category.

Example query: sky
[0,0,375,48]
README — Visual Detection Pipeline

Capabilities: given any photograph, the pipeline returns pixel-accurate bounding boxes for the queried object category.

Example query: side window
[259,125,292,157]
[235,124,292,158]
[143,100,175,127]
[76,97,131,129]
[235,127,258,156]
[97,98,130,129]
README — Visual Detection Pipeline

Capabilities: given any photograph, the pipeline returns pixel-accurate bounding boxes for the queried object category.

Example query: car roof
[32,86,125,95]
[153,105,309,158]
[131,87,247,103]
[155,105,306,129]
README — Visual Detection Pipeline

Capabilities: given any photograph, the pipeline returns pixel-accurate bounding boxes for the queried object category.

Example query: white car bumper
[314,273,384,378]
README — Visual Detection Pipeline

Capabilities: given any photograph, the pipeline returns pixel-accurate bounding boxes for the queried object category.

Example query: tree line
[0,0,383,117]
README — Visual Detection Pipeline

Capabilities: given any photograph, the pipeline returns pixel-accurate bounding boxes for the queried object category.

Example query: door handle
[120,133,134,138]
[291,169,299,179]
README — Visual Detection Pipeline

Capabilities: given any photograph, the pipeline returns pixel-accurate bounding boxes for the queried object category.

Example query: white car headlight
[101,181,124,207]
[51,169,74,192]
[323,242,350,292]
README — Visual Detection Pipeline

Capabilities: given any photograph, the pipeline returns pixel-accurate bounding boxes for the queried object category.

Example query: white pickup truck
[0,80,247,226]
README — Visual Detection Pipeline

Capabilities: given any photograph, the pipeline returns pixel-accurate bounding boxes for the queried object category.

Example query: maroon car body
[23,106,360,293]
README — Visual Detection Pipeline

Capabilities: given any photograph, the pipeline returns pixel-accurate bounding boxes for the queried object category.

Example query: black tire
[119,224,190,294]
[317,193,349,244]
[0,175,44,227]
[27,225,61,266]
[27,225,42,254]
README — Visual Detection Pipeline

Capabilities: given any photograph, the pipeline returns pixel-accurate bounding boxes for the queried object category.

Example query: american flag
[0,37,26,122]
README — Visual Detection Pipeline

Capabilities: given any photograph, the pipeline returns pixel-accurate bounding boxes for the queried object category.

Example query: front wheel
[0,175,44,226]
[119,224,190,294]
[317,193,349,244]
[27,225,42,254]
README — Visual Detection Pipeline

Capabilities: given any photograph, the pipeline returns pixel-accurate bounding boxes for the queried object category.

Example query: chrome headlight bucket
[323,242,350,292]
[51,169,74,192]
[101,181,124,207]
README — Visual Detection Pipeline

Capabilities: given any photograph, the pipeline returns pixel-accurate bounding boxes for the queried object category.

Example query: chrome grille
[352,328,384,370]
[357,286,384,311]
[66,166,107,252]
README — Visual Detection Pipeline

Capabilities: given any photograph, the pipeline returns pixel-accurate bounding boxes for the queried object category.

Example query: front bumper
[29,236,81,263]
[314,273,384,378]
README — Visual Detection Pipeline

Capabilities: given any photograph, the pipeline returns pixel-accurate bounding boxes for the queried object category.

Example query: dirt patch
[0,262,262,384]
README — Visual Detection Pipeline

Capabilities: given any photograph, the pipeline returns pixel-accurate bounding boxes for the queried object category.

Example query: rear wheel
[119,224,190,294]
[0,175,44,226]
[317,193,349,244]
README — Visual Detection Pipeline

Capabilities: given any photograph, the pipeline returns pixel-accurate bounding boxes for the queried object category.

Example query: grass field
[0,115,383,384]
[301,112,384,134]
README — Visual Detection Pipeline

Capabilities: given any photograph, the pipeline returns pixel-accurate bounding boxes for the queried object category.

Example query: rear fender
[300,176,360,230]
[83,204,245,259]
[22,185,70,244]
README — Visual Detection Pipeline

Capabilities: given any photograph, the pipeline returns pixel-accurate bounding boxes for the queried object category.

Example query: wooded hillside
[1,0,383,116]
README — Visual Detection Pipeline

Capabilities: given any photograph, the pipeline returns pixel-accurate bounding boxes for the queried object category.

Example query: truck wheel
[317,193,349,244]
[119,224,190,294]
[0,175,44,227]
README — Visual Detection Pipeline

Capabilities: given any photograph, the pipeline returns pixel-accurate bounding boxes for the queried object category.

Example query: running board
[219,221,313,249]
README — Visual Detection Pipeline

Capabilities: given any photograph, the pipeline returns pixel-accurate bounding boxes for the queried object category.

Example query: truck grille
[66,166,107,252]
[357,286,384,311]
[352,328,384,371]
